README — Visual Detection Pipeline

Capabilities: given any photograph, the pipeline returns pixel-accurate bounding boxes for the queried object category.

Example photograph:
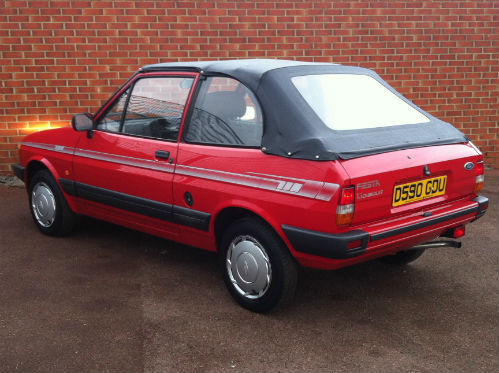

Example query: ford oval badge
[464,162,474,171]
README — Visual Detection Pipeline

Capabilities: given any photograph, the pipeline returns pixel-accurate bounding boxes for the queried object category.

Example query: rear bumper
[11,164,25,182]
[282,226,369,259]
[473,195,489,221]
[370,196,488,241]
[283,196,488,261]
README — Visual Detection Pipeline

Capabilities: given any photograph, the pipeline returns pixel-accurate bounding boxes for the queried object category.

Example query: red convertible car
[13,59,488,312]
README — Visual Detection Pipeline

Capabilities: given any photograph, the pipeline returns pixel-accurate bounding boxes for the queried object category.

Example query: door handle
[155,150,170,160]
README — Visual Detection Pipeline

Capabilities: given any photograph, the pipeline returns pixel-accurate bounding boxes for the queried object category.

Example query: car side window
[184,77,263,147]
[122,77,193,141]
[96,88,130,132]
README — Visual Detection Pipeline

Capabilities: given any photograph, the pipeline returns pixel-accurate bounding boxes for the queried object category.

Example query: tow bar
[411,240,462,250]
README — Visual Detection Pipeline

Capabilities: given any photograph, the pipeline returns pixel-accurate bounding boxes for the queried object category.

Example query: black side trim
[75,181,173,222]
[12,164,25,182]
[371,205,479,242]
[173,205,211,232]
[282,225,369,259]
[472,195,489,221]
[59,178,76,195]
[59,178,211,231]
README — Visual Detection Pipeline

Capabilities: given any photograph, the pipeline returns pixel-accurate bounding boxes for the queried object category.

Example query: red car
[13,59,488,312]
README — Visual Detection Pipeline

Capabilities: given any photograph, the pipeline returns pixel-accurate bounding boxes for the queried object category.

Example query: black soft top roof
[142,59,333,91]
[141,59,468,161]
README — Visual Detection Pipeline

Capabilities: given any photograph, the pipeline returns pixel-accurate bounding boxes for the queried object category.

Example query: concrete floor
[0,171,497,373]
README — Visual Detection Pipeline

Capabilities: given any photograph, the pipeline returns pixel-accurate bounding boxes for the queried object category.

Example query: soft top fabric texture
[141,59,333,92]
[141,59,468,161]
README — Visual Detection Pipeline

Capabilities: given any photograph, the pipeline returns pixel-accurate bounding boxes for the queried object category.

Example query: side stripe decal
[22,142,75,155]
[23,141,338,201]
[175,165,338,201]
[73,148,176,173]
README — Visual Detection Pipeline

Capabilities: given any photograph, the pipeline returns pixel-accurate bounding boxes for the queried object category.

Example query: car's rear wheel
[378,248,425,265]
[28,170,76,236]
[219,217,297,312]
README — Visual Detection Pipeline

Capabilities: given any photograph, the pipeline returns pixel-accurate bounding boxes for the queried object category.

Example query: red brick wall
[1,0,498,174]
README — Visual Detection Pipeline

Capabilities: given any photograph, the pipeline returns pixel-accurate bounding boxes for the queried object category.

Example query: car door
[71,72,199,235]
[172,76,268,248]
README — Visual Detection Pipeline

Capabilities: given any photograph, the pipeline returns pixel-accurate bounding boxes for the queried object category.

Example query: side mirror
[72,113,94,132]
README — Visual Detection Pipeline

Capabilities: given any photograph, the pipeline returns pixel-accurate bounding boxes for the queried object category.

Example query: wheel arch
[25,157,78,212]
[26,158,55,188]
[213,204,295,258]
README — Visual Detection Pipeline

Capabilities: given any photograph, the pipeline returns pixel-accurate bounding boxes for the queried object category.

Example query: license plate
[392,175,447,207]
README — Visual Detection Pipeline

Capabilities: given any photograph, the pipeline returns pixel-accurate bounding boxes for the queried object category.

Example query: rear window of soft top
[291,73,430,131]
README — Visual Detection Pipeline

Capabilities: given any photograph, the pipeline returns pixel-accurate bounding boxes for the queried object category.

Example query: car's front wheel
[28,169,76,236]
[219,217,297,312]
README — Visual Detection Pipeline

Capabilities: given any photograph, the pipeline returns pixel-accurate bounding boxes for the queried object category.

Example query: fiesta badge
[464,162,474,171]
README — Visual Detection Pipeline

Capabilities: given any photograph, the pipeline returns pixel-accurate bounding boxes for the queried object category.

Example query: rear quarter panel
[173,143,349,252]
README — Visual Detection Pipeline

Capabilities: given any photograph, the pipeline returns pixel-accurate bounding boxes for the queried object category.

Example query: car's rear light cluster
[475,161,484,193]
[336,186,355,225]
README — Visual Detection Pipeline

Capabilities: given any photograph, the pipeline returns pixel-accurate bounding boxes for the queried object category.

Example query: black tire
[28,169,76,236]
[378,248,425,265]
[218,217,298,313]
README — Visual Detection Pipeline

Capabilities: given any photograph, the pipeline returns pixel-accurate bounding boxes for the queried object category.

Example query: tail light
[453,226,465,239]
[336,186,355,225]
[441,225,467,239]
[474,161,484,193]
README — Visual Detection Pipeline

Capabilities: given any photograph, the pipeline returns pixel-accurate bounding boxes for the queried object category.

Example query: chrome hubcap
[226,235,272,299]
[31,182,56,228]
